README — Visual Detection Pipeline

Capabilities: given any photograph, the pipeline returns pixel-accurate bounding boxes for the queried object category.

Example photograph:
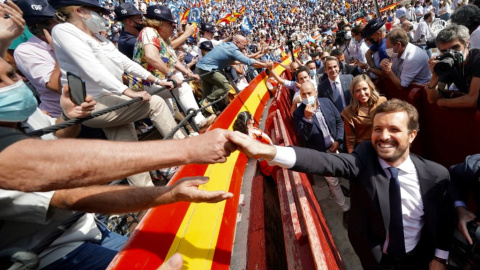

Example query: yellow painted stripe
[164,76,270,270]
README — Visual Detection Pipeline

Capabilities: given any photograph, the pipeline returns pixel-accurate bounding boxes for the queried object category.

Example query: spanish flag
[345,2,351,9]
[233,12,242,18]
[269,12,274,20]
[216,14,237,24]
[181,9,190,24]
[264,4,269,12]
[240,6,246,14]
[291,6,299,13]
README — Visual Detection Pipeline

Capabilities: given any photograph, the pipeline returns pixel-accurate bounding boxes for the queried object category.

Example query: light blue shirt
[196,42,256,72]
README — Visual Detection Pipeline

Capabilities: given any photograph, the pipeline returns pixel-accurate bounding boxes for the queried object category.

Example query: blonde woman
[50,0,184,187]
[340,74,387,153]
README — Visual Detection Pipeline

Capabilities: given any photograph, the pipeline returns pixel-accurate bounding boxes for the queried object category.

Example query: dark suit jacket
[290,142,453,269]
[317,74,353,112]
[292,98,344,152]
[449,154,480,216]
[339,61,362,77]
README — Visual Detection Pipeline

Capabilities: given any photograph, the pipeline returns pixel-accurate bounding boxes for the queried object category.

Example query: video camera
[335,30,346,46]
[433,49,465,77]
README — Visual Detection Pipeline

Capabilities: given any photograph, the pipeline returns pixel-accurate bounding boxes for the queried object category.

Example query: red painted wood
[247,175,267,270]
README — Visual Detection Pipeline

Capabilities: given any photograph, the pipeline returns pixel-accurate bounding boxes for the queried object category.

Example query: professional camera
[465,219,480,269]
[335,30,346,46]
[433,49,465,77]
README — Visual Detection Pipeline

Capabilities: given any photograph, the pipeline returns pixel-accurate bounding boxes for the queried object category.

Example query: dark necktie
[387,167,406,258]
[331,81,344,111]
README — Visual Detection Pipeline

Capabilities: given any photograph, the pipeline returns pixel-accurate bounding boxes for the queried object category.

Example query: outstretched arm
[0,129,238,192]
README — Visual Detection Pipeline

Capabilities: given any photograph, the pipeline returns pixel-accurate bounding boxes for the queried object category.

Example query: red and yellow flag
[180,9,190,24]
[269,12,274,20]
[232,12,241,18]
[291,6,299,13]
[345,2,351,9]
[239,6,246,14]
[216,14,237,24]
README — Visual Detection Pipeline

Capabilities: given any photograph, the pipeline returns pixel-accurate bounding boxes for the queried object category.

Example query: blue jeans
[42,222,127,270]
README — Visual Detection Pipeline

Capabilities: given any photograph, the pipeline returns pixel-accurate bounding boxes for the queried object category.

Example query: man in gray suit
[317,56,353,113]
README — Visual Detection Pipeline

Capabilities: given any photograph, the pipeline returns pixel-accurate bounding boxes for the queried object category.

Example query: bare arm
[0,2,25,58]
[436,77,480,108]
[144,44,170,75]
[0,129,237,192]
[50,177,233,214]
[268,67,286,85]
[171,24,195,49]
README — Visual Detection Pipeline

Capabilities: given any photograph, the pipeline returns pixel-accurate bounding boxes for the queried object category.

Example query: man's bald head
[233,35,248,49]
[299,81,316,95]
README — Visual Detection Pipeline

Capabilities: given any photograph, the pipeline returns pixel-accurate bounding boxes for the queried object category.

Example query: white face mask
[386,47,398,58]
[344,31,352,40]
[302,95,316,105]
[82,10,107,34]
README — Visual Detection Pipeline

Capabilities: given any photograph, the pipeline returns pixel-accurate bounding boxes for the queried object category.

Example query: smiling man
[317,56,353,112]
[230,99,454,270]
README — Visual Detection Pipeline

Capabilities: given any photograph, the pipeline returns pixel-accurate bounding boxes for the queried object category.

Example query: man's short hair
[305,60,316,67]
[423,12,434,21]
[295,66,310,79]
[373,99,420,133]
[436,24,471,47]
[351,24,365,35]
[450,5,480,32]
[330,49,343,57]
[324,56,340,65]
[387,29,409,47]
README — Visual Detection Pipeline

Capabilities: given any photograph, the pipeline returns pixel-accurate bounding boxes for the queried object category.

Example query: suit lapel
[312,100,322,131]
[374,163,391,233]
[411,155,436,201]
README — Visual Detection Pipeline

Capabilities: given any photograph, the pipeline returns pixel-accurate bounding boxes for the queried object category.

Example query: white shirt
[392,43,432,87]
[356,39,369,66]
[414,20,435,43]
[14,36,62,117]
[52,23,151,99]
[471,26,480,49]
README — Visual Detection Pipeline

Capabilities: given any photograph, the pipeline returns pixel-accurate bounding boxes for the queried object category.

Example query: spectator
[380,28,431,90]
[414,1,424,22]
[196,34,273,110]
[350,24,369,72]
[449,154,480,246]
[196,22,231,60]
[437,0,452,21]
[401,20,415,43]
[130,5,215,131]
[292,81,350,228]
[50,0,184,187]
[341,74,387,153]
[317,56,353,113]
[450,5,480,49]
[405,3,416,22]
[114,2,144,59]
[330,48,362,78]
[414,12,435,58]
[305,60,320,87]
[13,0,62,118]
[0,54,235,269]
[230,99,453,270]
[426,24,480,109]
[362,18,388,78]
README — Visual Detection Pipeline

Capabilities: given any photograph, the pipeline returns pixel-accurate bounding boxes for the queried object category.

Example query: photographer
[426,24,480,109]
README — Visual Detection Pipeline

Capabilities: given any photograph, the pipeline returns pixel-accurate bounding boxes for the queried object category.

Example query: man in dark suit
[317,56,353,113]
[231,99,453,270]
[292,82,350,226]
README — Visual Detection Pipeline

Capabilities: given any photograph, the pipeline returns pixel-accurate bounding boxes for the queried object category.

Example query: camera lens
[434,58,455,77]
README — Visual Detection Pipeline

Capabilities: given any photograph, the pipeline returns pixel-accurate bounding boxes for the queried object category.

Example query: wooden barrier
[375,77,480,167]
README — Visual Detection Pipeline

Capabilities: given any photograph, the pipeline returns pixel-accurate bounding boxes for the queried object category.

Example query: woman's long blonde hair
[349,74,381,112]
[54,6,79,23]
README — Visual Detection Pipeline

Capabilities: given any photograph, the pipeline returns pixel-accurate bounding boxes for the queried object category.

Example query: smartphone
[67,72,86,105]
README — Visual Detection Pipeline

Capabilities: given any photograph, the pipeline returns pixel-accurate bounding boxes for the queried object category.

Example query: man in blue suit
[317,56,353,113]
[293,81,350,227]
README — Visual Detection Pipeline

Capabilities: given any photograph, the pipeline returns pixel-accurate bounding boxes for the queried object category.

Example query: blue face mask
[310,69,316,77]
[315,60,321,67]
[0,80,38,122]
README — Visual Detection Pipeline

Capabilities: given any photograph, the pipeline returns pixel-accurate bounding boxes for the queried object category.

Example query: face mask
[0,80,38,122]
[82,10,107,34]
[315,60,321,67]
[134,23,145,32]
[310,69,316,77]
[302,95,316,105]
[386,47,398,58]
[344,31,352,40]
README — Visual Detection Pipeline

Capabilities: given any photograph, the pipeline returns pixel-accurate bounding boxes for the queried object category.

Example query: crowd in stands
[1,0,480,268]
